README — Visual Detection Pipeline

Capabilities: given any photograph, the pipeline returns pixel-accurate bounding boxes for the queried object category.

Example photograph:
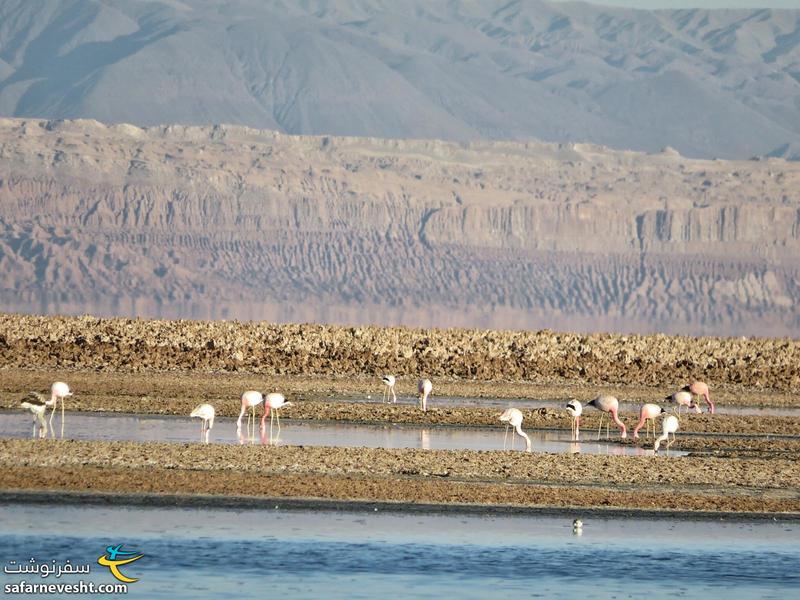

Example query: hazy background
[0,0,798,336]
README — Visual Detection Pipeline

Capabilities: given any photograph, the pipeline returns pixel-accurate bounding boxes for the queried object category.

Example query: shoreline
[4,490,800,521]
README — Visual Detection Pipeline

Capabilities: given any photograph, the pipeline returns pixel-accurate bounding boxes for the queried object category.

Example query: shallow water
[0,503,797,599]
[0,411,680,456]
[356,395,800,416]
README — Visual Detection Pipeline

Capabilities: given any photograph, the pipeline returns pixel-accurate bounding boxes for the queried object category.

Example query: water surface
[0,503,797,599]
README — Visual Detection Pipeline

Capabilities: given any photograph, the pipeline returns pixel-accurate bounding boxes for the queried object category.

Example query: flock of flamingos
[19,377,713,452]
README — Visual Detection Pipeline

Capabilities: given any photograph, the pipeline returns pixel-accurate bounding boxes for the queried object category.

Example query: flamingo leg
[596,413,604,440]
[503,424,510,449]
[49,403,57,438]
[391,387,397,403]
[276,409,281,436]
[270,410,275,443]
[60,399,65,438]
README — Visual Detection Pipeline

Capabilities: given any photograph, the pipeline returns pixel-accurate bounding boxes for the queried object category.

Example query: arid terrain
[1,313,798,515]
[1,118,799,337]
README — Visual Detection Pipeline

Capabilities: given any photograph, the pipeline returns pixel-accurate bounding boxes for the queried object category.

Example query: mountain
[0,0,799,159]
[0,117,798,337]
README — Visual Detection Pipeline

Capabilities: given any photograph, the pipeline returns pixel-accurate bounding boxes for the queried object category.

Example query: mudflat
[1,313,798,515]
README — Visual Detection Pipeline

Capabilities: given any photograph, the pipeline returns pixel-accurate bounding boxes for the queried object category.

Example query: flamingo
[665,391,701,415]
[633,403,665,440]
[237,391,264,439]
[499,407,532,452]
[48,381,72,438]
[260,392,293,442]
[418,379,432,412]
[381,375,397,403]
[654,414,680,452]
[20,392,50,439]
[190,403,215,444]
[566,400,582,441]
[683,381,714,414]
[586,395,627,439]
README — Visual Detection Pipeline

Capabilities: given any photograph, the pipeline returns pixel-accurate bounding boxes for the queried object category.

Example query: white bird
[499,407,532,452]
[260,392,293,443]
[49,381,72,438]
[237,390,264,439]
[190,403,215,444]
[654,414,680,452]
[381,375,397,403]
[418,379,432,412]
[665,391,700,415]
[566,400,582,441]
[573,518,583,535]
[20,392,49,439]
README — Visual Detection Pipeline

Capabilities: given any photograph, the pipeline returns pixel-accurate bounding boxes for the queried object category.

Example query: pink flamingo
[49,381,72,438]
[586,395,627,439]
[499,408,531,452]
[260,392,293,442]
[237,391,264,439]
[418,379,432,412]
[566,400,582,441]
[654,414,680,452]
[632,403,665,440]
[683,382,714,414]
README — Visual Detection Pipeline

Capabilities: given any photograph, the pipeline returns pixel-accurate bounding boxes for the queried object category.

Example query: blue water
[0,503,798,599]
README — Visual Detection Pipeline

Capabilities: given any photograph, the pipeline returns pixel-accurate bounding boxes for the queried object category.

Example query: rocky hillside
[0,0,799,159]
[0,118,798,336]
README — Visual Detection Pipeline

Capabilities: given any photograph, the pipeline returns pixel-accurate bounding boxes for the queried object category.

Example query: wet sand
[2,439,799,514]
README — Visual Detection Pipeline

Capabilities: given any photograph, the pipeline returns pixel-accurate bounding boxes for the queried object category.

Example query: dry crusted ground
[1,313,799,514]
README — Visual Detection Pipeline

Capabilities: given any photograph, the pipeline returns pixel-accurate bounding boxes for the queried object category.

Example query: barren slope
[0,118,799,335]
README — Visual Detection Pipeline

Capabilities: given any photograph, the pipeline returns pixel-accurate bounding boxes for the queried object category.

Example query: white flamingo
[260,392,293,442]
[381,375,397,403]
[20,392,50,439]
[499,407,532,452]
[665,391,700,415]
[237,390,264,439]
[654,414,680,452]
[190,403,215,444]
[418,379,432,412]
[48,381,72,438]
[566,400,582,441]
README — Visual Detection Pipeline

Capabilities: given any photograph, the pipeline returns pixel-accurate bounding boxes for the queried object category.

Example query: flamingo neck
[260,405,271,426]
[515,425,532,452]
[610,409,627,435]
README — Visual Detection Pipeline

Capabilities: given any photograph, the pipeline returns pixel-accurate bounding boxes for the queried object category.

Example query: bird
[565,400,583,441]
[499,407,532,452]
[632,403,665,440]
[654,414,680,452]
[20,392,49,439]
[260,392,293,443]
[190,403,215,444]
[573,519,583,535]
[586,395,627,439]
[665,391,701,415]
[418,379,433,412]
[48,381,72,438]
[237,390,265,439]
[683,381,714,414]
[381,375,397,403]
